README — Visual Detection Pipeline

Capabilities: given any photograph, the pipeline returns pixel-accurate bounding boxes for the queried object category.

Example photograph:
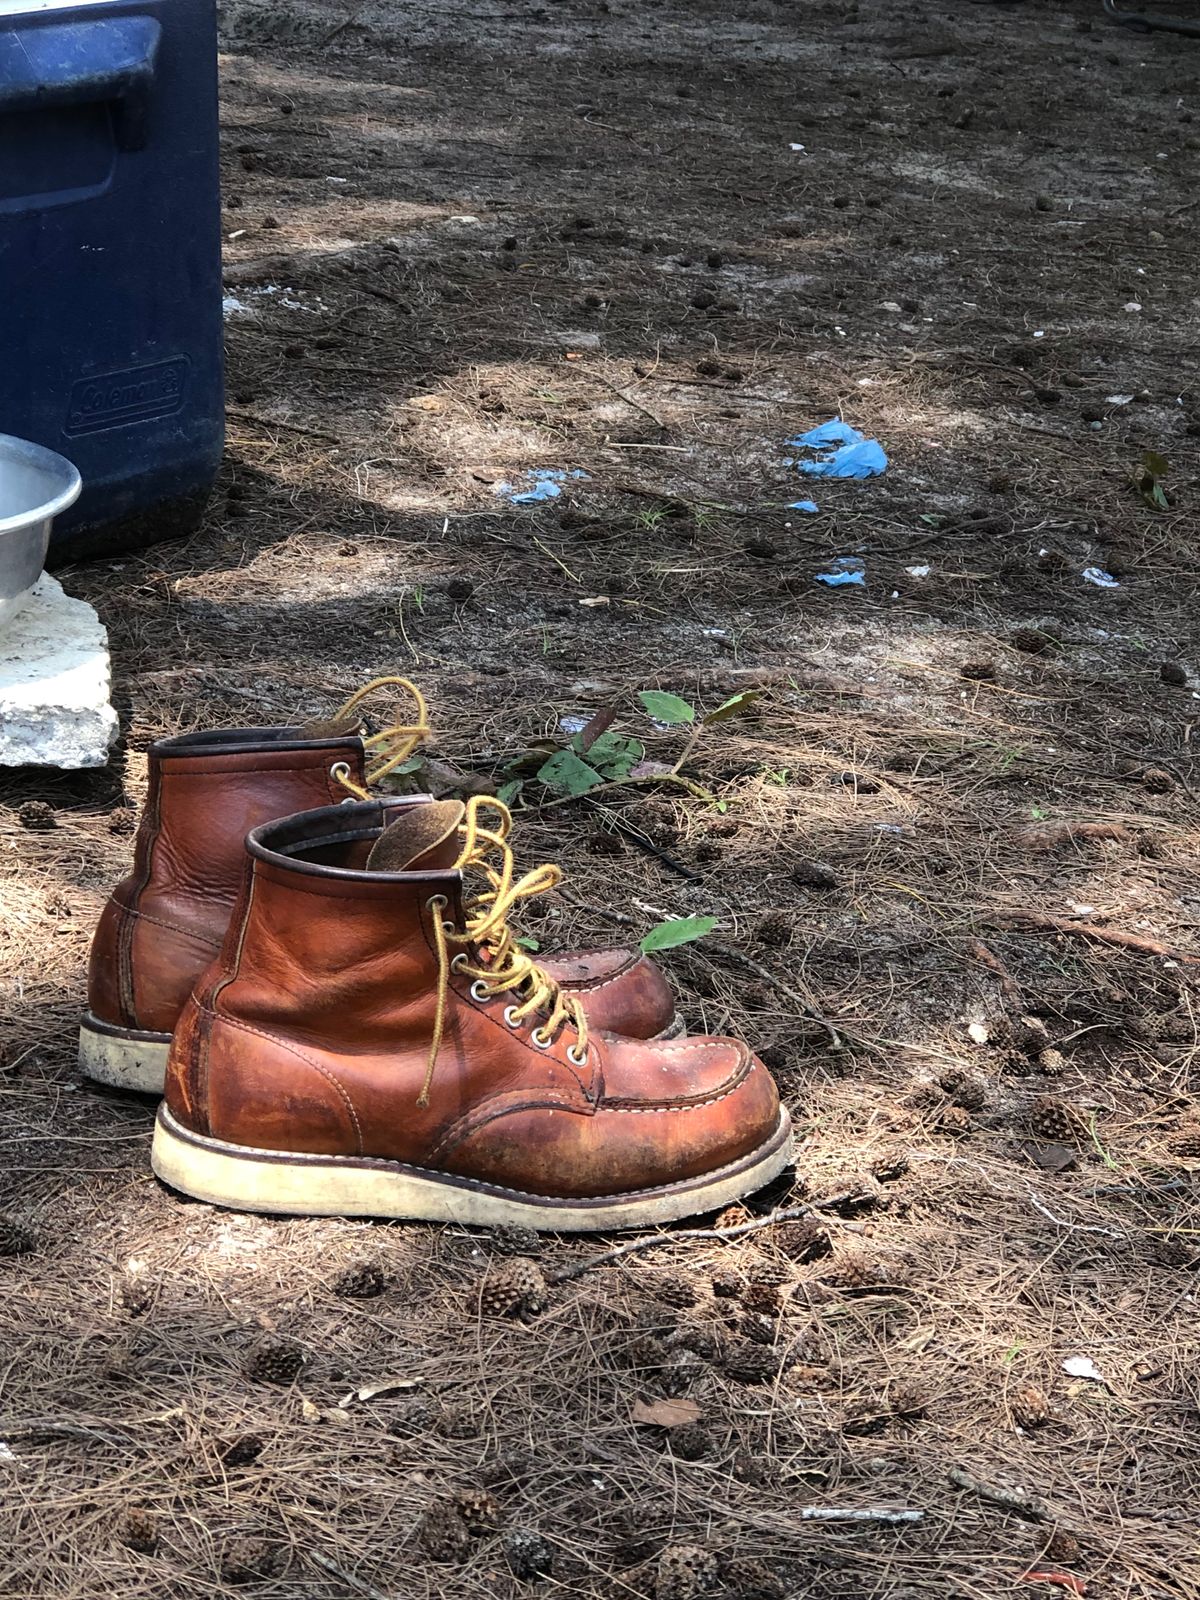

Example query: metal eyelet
[567,1043,589,1068]
[450,953,469,974]
[530,1027,553,1050]
[503,1005,523,1029]
[470,980,490,1003]
[426,893,448,914]
[330,760,352,784]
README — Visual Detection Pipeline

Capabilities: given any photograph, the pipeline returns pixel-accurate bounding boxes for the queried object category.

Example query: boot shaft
[88,728,368,1031]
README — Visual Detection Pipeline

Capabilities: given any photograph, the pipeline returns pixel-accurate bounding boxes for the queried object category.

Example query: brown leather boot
[152,799,790,1229]
[80,683,680,1093]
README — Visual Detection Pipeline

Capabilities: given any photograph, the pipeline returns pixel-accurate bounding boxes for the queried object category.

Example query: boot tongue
[366,799,465,873]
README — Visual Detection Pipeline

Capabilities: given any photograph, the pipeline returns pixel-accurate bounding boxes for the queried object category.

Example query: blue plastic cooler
[0,0,224,559]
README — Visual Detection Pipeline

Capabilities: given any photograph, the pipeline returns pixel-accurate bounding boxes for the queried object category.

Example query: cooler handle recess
[0,17,161,150]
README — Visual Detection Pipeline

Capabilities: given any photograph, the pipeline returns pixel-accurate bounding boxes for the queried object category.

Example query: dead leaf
[967,1022,990,1045]
[579,596,610,608]
[340,1377,423,1407]
[576,707,617,754]
[324,1407,352,1426]
[408,394,446,412]
[631,1397,702,1429]
[299,1396,321,1422]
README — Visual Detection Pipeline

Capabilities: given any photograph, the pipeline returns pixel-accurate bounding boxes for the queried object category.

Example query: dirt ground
[2,0,1200,1593]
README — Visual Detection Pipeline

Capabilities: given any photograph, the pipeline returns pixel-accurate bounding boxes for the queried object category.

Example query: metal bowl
[0,435,82,634]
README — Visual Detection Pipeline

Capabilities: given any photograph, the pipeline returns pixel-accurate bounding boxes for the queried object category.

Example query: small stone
[1160,661,1187,686]
[690,289,717,310]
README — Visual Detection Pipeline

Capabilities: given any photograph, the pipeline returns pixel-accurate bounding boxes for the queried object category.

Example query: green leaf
[640,914,718,953]
[703,689,761,725]
[536,749,604,797]
[516,934,541,952]
[1149,482,1169,511]
[639,690,695,725]
[496,779,524,806]
[585,731,645,780]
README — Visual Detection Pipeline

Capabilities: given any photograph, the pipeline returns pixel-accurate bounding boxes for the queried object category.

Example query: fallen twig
[949,1465,1049,1522]
[707,939,846,1051]
[988,911,1200,965]
[965,937,1022,1002]
[796,1506,924,1525]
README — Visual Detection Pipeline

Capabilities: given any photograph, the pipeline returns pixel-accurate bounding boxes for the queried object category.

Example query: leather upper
[165,802,781,1200]
[88,754,675,1042]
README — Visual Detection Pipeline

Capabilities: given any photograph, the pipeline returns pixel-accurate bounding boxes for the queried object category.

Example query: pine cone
[1143,766,1174,795]
[741,1281,782,1316]
[937,1104,972,1138]
[830,1245,912,1292]
[888,1379,929,1419]
[0,1214,36,1257]
[117,1507,157,1554]
[453,1486,502,1533]
[739,1312,777,1347]
[1037,1047,1067,1076]
[654,1543,720,1600]
[1011,1382,1051,1430]
[332,1261,386,1299]
[662,1348,704,1396]
[720,1557,784,1600]
[773,1216,831,1262]
[490,1224,542,1256]
[480,1259,547,1318]
[755,913,792,949]
[246,1335,304,1385]
[1045,1529,1081,1566]
[668,1422,711,1461]
[417,1501,471,1563]
[1028,1095,1082,1143]
[711,1267,741,1297]
[220,1432,264,1468]
[17,800,56,831]
[503,1527,553,1579]
[747,1259,790,1289]
[941,1070,987,1111]
[713,1205,751,1232]
[651,1271,699,1309]
[670,1322,723,1361]
[221,1538,284,1585]
[622,1333,668,1372]
[723,1341,779,1385]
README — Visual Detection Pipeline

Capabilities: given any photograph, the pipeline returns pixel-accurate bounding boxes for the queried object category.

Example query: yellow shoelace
[419,797,589,1106]
[327,676,430,797]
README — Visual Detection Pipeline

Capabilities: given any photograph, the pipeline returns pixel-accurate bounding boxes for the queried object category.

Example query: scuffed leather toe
[542,946,676,1039]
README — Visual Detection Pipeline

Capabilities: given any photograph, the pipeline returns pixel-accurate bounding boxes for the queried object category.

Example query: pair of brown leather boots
[79,682,792,1231]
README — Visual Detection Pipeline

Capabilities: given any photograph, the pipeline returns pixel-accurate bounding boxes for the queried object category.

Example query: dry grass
[2,0,1200,1593]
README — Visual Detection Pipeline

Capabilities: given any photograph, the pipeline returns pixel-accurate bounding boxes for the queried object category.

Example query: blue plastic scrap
[815,556,866,589]
[788,418,888,480]
[497,468,590,505]
[788,500,820,514]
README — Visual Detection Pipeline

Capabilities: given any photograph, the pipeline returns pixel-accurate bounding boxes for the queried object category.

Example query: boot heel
[78,1013,171,1093]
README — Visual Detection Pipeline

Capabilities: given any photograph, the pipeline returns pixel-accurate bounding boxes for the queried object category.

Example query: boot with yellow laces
[80,679,680,1093]
[152,796,791,1229]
